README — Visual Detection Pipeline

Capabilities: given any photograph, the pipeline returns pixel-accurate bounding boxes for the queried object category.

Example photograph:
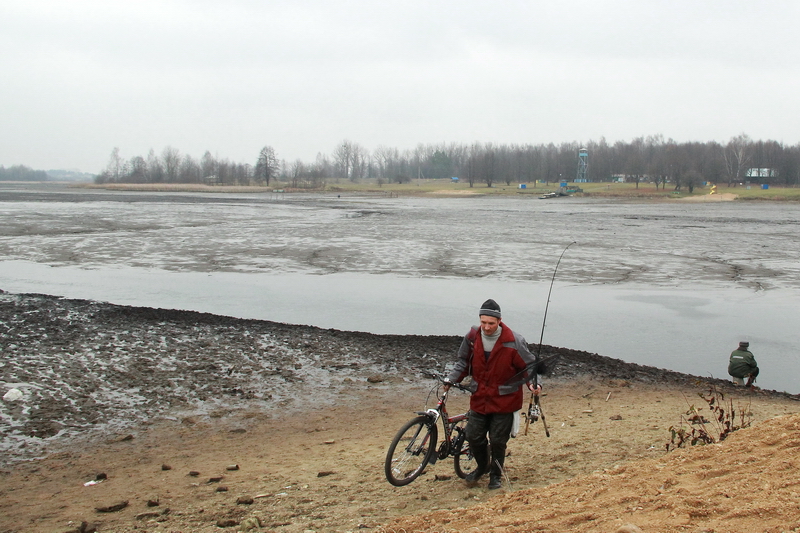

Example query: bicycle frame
[419,388,468,463]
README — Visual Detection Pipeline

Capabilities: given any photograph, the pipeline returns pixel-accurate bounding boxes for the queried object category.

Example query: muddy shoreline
[2,291,796,467]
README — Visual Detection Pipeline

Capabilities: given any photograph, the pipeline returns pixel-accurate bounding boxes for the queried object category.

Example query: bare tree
[290,160,304,188]
[147,149,164,183]
[665,141,690,191]
[178,154,200,183]
[311,153,331,188]
[350,144,369,182]
[645,135,668,189]
[200,151,217,183]
[128,156,147,183]
[484,148,498,187]
[278,160,289,182]
[230,162,252,185]
[694,141,726,185]
[332,140,370,182]
[541,143,560,183]
[465,143,484,187]
[255,146,279,185]
[724,133,753,187]
[684,170,702,193]
[161,146,181,183]
[333,140,354,181]
[375,145,412,183]
[751,140,782,184]
[105,147,123,183]
[217,158,231,185]
[373,145,396,182]
[585,137,613,183]
[779,145,800,186]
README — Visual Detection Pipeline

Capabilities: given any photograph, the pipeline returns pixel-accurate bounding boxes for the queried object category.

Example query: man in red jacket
[444,299,540,489]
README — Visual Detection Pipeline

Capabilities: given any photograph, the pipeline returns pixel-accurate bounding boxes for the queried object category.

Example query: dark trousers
[466,411,513,474]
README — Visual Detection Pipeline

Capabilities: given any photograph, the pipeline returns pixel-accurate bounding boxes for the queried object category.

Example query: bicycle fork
[417,409,441,464]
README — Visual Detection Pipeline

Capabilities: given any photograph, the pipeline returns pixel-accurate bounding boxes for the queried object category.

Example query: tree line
[0,165,49,181]
[96,134,800,190]
[95,147,277,187]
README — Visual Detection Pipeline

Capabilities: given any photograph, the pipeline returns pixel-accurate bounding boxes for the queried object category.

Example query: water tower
[576,148,588,182]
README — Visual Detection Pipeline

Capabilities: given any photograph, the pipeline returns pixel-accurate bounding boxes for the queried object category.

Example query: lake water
[1,183,799,393]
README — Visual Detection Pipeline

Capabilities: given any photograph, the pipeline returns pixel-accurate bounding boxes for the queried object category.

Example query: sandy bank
[677,192,738,202]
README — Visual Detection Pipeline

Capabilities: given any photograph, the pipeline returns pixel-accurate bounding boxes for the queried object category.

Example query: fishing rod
[524,241,576,437]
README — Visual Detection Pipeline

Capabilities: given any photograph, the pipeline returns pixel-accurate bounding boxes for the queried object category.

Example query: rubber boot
[488,455,504,489]
[465,443,489,483]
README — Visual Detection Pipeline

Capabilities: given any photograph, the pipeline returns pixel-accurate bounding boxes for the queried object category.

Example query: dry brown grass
[71,183,274,193]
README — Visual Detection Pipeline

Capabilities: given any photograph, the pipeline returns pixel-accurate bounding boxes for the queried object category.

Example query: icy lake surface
[1,183,799,393]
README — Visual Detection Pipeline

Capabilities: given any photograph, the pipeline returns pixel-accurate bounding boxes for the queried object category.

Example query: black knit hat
[739,341,749,348]
[479,299,501,318]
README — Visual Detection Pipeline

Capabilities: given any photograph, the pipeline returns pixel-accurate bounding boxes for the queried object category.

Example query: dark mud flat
[1,291,795,466]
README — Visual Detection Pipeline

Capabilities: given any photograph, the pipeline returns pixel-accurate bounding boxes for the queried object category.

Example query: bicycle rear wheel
[385,415,438,486]
[452,423,477,479]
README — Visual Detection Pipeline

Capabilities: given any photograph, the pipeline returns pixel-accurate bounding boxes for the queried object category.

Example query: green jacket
[728,348,758,378]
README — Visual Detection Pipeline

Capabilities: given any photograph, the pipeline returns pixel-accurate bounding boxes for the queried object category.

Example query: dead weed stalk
[666,385,752,451]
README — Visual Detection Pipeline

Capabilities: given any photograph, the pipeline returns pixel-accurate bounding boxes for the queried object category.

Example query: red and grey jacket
[446,322,538,415]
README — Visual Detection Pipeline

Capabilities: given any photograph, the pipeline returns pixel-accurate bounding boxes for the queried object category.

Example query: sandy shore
[677,192,738,202]
[1,293,799,532]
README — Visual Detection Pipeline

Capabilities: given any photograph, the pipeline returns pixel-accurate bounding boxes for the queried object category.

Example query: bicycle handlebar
[421,370,471,393]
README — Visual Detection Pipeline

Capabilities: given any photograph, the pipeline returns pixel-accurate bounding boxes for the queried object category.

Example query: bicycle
[384,372,478,486]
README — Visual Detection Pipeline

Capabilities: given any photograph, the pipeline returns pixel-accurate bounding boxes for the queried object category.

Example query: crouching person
[728,340,759,389]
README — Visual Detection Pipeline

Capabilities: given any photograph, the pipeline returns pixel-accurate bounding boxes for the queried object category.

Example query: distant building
[746,168,776,179]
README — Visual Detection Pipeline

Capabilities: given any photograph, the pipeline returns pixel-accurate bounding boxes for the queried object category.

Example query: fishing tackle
[523,241,575,436]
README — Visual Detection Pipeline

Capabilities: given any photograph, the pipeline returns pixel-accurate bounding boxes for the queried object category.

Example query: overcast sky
[1,1,798,173]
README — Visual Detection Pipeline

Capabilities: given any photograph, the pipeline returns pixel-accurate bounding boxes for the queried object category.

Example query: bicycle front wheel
[385,415,438,486]
[453,424,477,479]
